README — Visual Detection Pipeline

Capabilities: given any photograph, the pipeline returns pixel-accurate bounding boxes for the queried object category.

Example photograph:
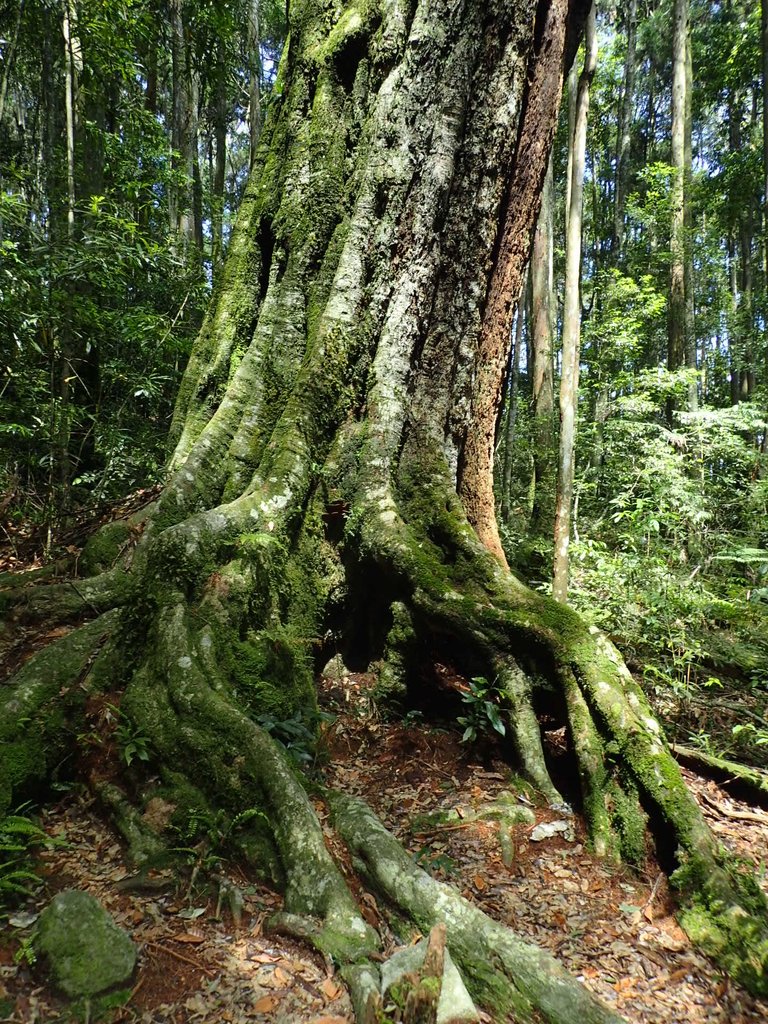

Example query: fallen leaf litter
[1,668,767,1022]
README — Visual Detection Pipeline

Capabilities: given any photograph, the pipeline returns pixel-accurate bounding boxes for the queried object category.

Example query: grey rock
[321,653,350,680]
[36,890,136,998]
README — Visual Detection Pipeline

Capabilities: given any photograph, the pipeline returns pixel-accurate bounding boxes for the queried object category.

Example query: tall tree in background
[613,0,637,258]
[247,0,261,168]
[668,0,690,409]
[553,3,597,603]
[4,4,768,1015]
[529,157,556,535]
[0,0,287,518]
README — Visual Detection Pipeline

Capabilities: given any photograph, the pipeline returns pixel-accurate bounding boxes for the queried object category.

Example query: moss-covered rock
[36,890,137,998]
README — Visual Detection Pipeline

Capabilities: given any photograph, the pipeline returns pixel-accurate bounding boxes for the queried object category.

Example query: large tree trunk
[3,0,768,1016]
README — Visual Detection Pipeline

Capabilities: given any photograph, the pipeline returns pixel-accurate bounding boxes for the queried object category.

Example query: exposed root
[93,780,167,868]
[0,610,119,814]
[353,467,768,993]
[331,792,625,1024]
[494,657,565,808]
[0,567,130,634]
[672,743,768,807]
[120,597,378,962]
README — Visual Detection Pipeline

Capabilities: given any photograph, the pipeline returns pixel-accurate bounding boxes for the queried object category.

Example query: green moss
[0,740,45,816]
[374,602,416,708]
[450,948,530,1022]
[678,895,768,996]
[606,778,647,865]
[80,521,133,577]
[310,0,381,65]
[313,921,379,963]
[230,624,315,719]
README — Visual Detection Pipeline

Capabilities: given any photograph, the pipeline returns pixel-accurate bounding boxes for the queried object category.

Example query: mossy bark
[2,0,768,1015]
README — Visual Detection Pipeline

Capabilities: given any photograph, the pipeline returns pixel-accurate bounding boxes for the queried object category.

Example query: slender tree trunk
[247,0,262,168]
[62,0,77,241]
[739,213,755,400]
[564,62,578,233]
[191,71,203,253]
[500,276,525,526]
[0,0,24,245]
[668,0,688,397]
[613,0,637,258]
[553,4,597,605]
[764,0,768,247]
[763,0,768,377]
[55,0,82,511]
[684,24,698,410]
[211,64,228,275]
[171,0,194,247]
[728,233,741,405]
[530,156,556,535]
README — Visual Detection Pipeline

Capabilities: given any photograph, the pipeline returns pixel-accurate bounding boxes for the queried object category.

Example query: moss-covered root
[494,659,565,808]
[123,601,378,964]
[330,793,626,1024]
[674,851,768,997]
[0,566,129,635]
[563,627,768,993]
[671,743,768,806]
[0,610,119,814]
[93,780,167,867]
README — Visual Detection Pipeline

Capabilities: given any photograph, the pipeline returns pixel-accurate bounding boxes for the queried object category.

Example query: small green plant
[457,677,506,743]
[401,708,425,728]
[106,704,152,766]
[1,806,61,909]
[732,722,768,747]
[171,804,270,893]
[256,708,334,766]
[14,936,37,966]
[414,844,458,877]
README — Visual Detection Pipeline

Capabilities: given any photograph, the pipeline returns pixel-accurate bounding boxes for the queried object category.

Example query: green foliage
[0,0,288,520]
[0,806,61,910]
[413,843,458,878]
[457,677,506,744]
[256,708,335,767]
[106,705,152,767]
[171,804,270,879]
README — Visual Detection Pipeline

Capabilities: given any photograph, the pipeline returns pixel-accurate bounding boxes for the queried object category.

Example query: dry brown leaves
[3,671,768,1023]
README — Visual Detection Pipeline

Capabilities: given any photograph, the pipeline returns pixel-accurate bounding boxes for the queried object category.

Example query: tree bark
[613,0,637,259]
[553,4,596,605]
[211,62,228,276]
[4,0,768,1014]
[500,283,524,527]
[764,2,768,233]
[170,0,195,247]
[684,26,698,411]
[668,0,688,390]
[247,0,262,169]
[530,156,556,536]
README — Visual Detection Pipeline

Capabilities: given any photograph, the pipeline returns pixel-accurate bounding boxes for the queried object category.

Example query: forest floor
[2,664,768,1023]
[3,502,768,1024]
